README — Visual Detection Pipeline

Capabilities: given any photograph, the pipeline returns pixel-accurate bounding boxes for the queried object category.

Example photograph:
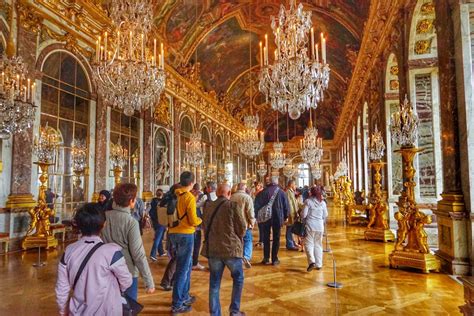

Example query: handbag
[256,188,280,224]
[122,294,143,316]
[140,212,152,230]
[292,218,306,237]
[201,200,227,258]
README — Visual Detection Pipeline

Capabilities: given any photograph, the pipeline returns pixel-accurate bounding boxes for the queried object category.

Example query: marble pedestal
[434,193,470,275]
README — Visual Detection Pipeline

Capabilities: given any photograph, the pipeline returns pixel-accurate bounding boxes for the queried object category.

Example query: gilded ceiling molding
[333,0,405,146]
[165,66,245,138]
[20,0,109,47]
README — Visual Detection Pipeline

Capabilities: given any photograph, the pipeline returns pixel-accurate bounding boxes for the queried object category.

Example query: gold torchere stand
[388,147,440,273]
[364,161,395,242]
[113,165,122,187]
[22,162,58,250]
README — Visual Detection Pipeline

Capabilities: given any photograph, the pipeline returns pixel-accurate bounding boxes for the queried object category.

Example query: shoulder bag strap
[267,187,280,209]
[204,200,228,243]
[177,192,189,221]
[72,242,104,290]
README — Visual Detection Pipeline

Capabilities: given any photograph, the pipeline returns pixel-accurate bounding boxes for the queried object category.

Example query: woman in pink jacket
[55,203,132,315]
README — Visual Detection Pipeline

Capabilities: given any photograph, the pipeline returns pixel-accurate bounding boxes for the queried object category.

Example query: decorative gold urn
[364,161,395,242]
[388,147,440,273]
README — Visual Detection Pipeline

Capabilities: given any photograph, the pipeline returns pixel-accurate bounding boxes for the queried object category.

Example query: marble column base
[389,250,440,273]
[364,227,395,242]
[5,194,36,209]
[434,193,470,275]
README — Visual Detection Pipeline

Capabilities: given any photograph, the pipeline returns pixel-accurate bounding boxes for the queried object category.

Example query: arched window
[408,0,443,201]
[216,134,224,182]
[180,116,193,170]
[297,163,310,188]
[201,126,211,167]
[40,51,91,220]
[110,108,141,185]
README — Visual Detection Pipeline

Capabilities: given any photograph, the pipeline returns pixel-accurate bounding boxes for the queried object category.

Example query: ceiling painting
[191,17,260,94]
[166,0,203,44]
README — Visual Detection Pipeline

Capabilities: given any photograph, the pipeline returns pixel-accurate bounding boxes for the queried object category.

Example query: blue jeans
[286,225,296,249]
[169,233,194,309]
[243,229,253,260]
[124,277,138,300]
[150,224,166,258]
[208,257,244,316]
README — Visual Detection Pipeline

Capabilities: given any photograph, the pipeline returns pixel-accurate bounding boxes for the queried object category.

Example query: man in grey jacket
[101,183,155,299]
[202,183,246,316]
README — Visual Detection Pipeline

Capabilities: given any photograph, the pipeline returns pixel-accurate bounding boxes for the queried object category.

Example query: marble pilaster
[142,108,153,200]
[433,0,469,275]
[92,98,107,200]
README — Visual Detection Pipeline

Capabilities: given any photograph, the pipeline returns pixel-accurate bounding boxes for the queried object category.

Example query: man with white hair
[254,176,290,265]
[230,182,255,268]
[202,183,246,316]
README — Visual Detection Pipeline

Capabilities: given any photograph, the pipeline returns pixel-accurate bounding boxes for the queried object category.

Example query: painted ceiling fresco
[152,0,371,140]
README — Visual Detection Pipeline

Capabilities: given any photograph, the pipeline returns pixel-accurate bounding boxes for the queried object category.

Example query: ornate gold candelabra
[23,126,61,250]
[365,126,395,242]
[364,161,395,242]
[388,97,440,273]
[110,142,128,187]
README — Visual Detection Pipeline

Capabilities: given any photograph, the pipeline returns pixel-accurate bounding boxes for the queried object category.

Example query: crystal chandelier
[33,125,62,164]
[334,159,348,178]
[93,0,166,116]
[283,158,295,178]
[311,163,322,180]
[257,159,267,177]
[72,139,88,173]
[259,0,330,120]
[239,114,264,157]
[390,95,419,148]
[185,132,205,167]
[270,142,286,169]
[369,125,386,161]
[300,112,323,165]
[110,142,128,169]
[0,0,36,139]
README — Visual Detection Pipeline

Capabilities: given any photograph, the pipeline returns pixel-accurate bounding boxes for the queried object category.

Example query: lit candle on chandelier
[104,32,108,61]
[141,33,144,61]
[27,79,30,100]
[117,31,121,58]
[161,43,165,69]
[311,27,315,59]
[259,42,263,67]
[321,33,326,64]
[315,43,319,63]
[97,36,101,61]
[264,34,268,64]
[129,31,133,59]
[153,39,157,66]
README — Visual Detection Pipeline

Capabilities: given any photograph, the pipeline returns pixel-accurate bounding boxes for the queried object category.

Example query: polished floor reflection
[0,204,463,315]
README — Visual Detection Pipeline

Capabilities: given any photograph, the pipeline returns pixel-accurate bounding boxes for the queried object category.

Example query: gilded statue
[367,201,389,230]
[394,211,408,251]
[26,199,54,237]
[342,178,355,206]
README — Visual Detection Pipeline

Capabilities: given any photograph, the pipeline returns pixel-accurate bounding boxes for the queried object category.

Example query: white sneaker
[192,263,206,271]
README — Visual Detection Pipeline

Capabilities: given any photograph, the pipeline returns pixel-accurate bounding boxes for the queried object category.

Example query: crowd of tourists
[55,171,328,315]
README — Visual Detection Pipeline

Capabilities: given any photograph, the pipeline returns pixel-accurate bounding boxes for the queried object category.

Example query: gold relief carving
[420,2,435,15]
[0,0,11,22]
[154,96,171,126]
[389,80,399,91]
[40,27,94,59]
[17,2,42,34]
[416,19,434,34]
[390,65,398,76]
[415,39,431,55]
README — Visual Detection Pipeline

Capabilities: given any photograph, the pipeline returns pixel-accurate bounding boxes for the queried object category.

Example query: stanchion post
[326,255,342,289]
[32,247,46,268]
[323,221,331,253]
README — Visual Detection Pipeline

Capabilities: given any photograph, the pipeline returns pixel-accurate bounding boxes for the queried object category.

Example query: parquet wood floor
[0,204,463,315]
